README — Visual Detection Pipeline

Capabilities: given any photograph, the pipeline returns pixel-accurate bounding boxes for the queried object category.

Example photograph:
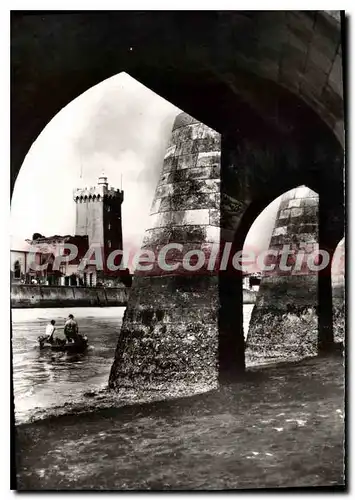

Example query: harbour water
[14,305,345,489]
[12,305,255,424]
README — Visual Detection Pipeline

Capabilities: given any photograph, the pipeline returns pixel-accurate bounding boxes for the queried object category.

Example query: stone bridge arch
[108,105,344,390]
[12,11,343,189]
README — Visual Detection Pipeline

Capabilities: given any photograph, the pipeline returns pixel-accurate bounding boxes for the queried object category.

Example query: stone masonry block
[168,192,218,212]
[196,125,219,140]
[163,156,178,173]
[273,226,287,236]
[287,12,316,44]
[205,225,220,244]
[147,211,171,229]
[198,179,220,194]
[295,186,317,198]
[178,209,210,226]
[158,172,170,185]
[167,225,207,244]
[172,112,199,131]
[164,145,176,159]
[175,140,197,156]
[196,152,221,168]
[301,63,328,99]
[288,199,301,208]
[150,198,161,215]
[209,210,220,226]
[321,83,343,117]
[142,227,172,248]
[279,200,291,211]
[175,123,195,142]
[176,154,199,170]
[189,123,202,140]
[312,15,340,60]
[155,184,174,198]
[158,197,171,212]
[290,207,304,218]
[328,53,343,96]
[300,197,318,207]
[195,137,221,153]
[308,45,333,75]
[279,209,290,219]
[169,165,217,183]
[147,210,210,229]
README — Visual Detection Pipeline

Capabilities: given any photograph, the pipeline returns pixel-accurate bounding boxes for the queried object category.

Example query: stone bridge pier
[246,184,345,362]
[246,187,320,362]
[109,108,344,391]
[109,114,224,390]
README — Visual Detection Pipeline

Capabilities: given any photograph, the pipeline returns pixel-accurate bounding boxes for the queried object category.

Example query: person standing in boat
[64,314,79,343]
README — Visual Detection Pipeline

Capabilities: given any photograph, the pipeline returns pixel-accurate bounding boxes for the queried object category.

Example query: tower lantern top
[98,173,108,187]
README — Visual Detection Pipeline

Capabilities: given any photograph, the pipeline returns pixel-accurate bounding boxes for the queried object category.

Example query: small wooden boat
[38,335,88,353]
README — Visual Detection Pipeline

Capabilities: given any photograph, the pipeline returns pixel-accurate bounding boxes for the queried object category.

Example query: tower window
[108,240,111,248]
[107,206,111,213]
[108,223,111,230]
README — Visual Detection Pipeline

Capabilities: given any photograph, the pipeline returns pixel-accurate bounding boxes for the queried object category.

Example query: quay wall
[11,284,257,308]
[11,285,129,308]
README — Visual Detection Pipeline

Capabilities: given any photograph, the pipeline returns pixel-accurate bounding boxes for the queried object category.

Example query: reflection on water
[12,305,255,424]
[243,304,254,338]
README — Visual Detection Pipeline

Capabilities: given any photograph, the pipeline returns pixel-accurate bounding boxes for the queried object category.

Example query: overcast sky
[10,72,279,259]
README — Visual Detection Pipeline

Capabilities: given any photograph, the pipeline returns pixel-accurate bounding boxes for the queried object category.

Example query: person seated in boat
[64,314,79,343]
[45,320,66,346]
[46,320,56,343]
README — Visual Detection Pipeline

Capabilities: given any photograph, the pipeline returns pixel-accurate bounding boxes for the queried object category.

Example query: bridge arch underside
[12,11,343,188]
[11,12,344,389]
[218,128,344,377]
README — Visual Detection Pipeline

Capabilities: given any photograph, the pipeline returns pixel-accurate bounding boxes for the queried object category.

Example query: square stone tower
[73,175,124,260]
